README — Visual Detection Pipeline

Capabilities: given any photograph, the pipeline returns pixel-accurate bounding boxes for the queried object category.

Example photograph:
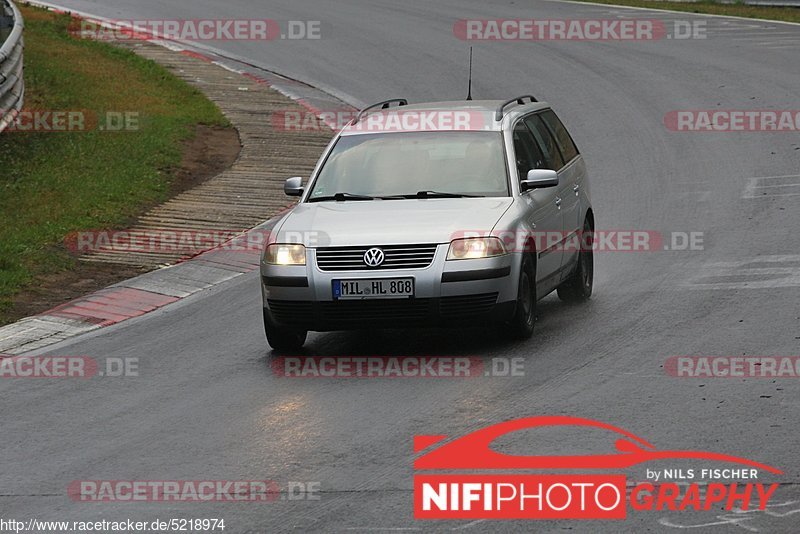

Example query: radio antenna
[466,47,473,101]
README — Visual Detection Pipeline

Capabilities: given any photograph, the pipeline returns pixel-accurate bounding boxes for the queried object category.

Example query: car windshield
[306,131,509,200]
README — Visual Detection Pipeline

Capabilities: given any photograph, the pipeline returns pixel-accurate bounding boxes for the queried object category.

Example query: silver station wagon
[260,96,594,350]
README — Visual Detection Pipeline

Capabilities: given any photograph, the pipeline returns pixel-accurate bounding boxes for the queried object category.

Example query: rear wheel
[505,254,536,339]
[263,308,307,352]
[557,218,594,302]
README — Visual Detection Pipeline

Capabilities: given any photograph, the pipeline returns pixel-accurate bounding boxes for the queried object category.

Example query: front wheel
[505,254,536,339]
[263,308,307,352]
[557,218,594,302]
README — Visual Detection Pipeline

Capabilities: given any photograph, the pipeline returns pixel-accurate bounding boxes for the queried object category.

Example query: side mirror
[521,169,559,192]
[284,176,304,197]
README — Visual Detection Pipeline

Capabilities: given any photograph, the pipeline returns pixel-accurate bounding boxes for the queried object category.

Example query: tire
[263,308,307,352]
[557,218,594,302]
[505,254,536,339]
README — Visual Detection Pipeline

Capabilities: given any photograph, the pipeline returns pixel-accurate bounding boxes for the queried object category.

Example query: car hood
[276,197,514,247]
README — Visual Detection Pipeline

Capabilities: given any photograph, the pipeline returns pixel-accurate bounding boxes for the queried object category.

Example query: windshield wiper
[412,190,483,198]
[308,191,482,202]
[307,192,375,202]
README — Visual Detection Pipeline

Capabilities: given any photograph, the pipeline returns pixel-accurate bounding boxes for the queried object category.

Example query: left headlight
[265,244,306,265]
[446,237,507,260]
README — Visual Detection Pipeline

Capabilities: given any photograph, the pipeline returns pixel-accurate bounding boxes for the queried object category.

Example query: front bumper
[260,245,520,332]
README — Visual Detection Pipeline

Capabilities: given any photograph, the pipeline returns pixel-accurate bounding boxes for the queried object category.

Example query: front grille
[267,293,501,330]
[440,293,499,318]
[316,244,438,271]
[319,299,431,323]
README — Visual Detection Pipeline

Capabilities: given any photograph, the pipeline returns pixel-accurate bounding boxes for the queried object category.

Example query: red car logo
[414,416,782,474]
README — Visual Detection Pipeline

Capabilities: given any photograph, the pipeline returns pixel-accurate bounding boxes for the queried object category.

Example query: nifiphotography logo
[413,416,782,520]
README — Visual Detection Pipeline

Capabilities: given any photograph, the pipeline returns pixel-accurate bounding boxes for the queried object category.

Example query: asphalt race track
[3,0,800,531]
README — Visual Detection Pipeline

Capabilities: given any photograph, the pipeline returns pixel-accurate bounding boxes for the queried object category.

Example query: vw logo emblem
[363,247,385,267]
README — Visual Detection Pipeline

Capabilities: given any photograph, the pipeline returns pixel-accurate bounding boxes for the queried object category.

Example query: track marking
[684,255,800,290]
[659,499,800,531]
[742,174,800,199]
[451,520,487,530]
[546,0,800,27]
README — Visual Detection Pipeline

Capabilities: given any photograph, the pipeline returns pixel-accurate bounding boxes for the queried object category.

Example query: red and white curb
[0,225,276,355]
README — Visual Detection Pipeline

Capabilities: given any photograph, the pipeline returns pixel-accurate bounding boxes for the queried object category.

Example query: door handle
[573,184,580,194]
[555,197,562,208]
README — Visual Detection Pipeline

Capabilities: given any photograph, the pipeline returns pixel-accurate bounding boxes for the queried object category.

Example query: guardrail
[739,0,800,5]
[730,0,800,5]
[655,0,800,6]
[0,0,23,133]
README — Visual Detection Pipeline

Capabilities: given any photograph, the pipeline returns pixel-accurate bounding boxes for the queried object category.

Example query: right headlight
[265,243,306,265]
[446,237,507,260]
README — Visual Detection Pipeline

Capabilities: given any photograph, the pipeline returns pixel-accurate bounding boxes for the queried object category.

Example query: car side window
[523,123,548,171]
[524,115,565,171]
[539,109,579,163]
[512,121,540,181]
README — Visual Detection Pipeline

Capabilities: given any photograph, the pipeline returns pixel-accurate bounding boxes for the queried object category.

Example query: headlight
[265,244,306,265]
[446,237,506,260]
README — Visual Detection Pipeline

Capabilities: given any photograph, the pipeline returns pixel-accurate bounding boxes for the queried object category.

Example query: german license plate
[333,278,414,300]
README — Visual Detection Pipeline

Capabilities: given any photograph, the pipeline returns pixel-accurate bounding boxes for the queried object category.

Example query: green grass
[0,6,230,324]
[568,0,800,24]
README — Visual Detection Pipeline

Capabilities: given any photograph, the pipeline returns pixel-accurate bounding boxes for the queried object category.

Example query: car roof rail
[495,95,538,121]
[353,98,409,124]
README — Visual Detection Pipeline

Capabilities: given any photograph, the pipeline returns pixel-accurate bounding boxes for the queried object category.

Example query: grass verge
[0,6,232,325]
[567,0,800,24]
